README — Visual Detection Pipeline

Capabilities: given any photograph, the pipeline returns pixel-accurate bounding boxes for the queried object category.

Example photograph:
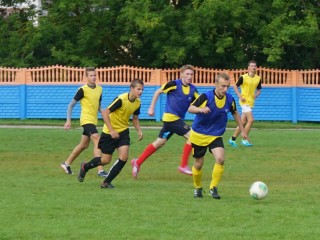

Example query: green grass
[0,118,319,129]
[1,127,320,239]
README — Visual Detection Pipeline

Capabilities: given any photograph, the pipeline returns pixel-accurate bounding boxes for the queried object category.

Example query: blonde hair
[180,64,194,73]
[216,73,230,83]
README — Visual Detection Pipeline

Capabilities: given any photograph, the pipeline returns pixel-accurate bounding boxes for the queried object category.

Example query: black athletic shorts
[82,124,98,137]
[98,128,130,154]
[158,119,190,140]
[191,137,224,158]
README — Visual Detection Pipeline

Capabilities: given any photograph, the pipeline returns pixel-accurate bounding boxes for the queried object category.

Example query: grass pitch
[0,125,319,239]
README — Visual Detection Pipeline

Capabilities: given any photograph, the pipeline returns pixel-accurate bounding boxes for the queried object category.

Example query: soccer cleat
[100,182,115,189]
[209,187,221,199]
[78,162,87,182]
[97,170,108,177]
[178,165,192,176]
[60,162,73,174]
[131,159,140,179]
[241,139,253,146]
[228,138,238,147]
[194,188,203,198]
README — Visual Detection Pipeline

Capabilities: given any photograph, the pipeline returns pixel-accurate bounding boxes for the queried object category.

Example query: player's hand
[240,97,246,102]
[110,130,119,139]
[148,108,154,116]
[64,121,71,130]
[200,106,211,114]
[137,131,143,141]
[241,132,249,141]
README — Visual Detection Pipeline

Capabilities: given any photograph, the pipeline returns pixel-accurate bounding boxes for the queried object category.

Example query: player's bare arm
[101,108,119,139]
[132,115,143,141]
[148,88,163,116]
[64,99,77,130]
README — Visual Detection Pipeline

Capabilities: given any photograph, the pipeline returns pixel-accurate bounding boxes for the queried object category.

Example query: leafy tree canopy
[0,0,319,69]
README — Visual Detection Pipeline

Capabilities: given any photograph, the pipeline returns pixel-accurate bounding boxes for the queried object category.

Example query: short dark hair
[130,79,144,88]
[85,67,95,76]
[248,60,257,66]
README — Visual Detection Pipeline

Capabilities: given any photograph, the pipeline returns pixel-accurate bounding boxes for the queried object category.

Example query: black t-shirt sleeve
[108,98,122,113]
[74,88,84,101]
[235,76,244,87]
[133,105,141,115]
[230,98,237,114]
[257,79,262,89]
[162,80,177,92]
[192,94,208,107]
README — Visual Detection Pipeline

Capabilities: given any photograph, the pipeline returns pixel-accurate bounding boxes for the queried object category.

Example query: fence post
[291,70,298,123]
[18,68,27,119]
[154,69,162,122]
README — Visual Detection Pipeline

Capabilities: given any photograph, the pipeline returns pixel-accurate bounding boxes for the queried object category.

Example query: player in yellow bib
[61,67,107,177]
[228,60,262,147]
[77,79,144,188]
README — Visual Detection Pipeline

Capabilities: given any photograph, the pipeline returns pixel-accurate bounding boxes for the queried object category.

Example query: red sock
[180,143,192,167]
[136,144,157,166]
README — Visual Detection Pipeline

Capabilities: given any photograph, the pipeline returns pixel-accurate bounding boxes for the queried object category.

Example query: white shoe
[60,162,73,174]
[131,159,140,179]
[178,166,192,176]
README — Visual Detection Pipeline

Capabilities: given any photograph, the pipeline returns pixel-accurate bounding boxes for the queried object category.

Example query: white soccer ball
[249,181,268,200]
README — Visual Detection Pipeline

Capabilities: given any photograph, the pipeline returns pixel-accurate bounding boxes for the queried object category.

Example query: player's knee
[194,161,203,170]
[91,134,100,143]
[247,117,254,124]
[79,144,89,151]
[157,142,166,148]
[101,157,111,165]
[216,158,225,165]
[153,140,166,149]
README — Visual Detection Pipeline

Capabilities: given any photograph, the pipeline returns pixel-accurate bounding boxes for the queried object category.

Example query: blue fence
[0,84,320,123]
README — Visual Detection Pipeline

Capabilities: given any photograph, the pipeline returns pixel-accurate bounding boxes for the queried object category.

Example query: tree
[0,0,319,69]
[259,0,320,69]
[0,1,38,67]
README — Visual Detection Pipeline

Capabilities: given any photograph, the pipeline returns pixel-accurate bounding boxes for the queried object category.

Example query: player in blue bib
[188,73,248,199]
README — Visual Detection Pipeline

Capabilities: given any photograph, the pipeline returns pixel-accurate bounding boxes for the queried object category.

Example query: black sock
[103,159,126,183]
[231,136,236,141]
[84,157,101,171]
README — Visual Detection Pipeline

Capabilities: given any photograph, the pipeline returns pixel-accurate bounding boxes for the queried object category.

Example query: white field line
[0,125,319,131]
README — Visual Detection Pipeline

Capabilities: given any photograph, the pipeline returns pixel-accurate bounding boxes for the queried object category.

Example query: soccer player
[60,67,108,177]
[188,73,248,199]
[131,64,199,179]
[77,79,144,188]
[228,60,262,147]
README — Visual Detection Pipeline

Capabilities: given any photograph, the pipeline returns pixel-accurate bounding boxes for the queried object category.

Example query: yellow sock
[210,164,224,189]
[192,166,202,189]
